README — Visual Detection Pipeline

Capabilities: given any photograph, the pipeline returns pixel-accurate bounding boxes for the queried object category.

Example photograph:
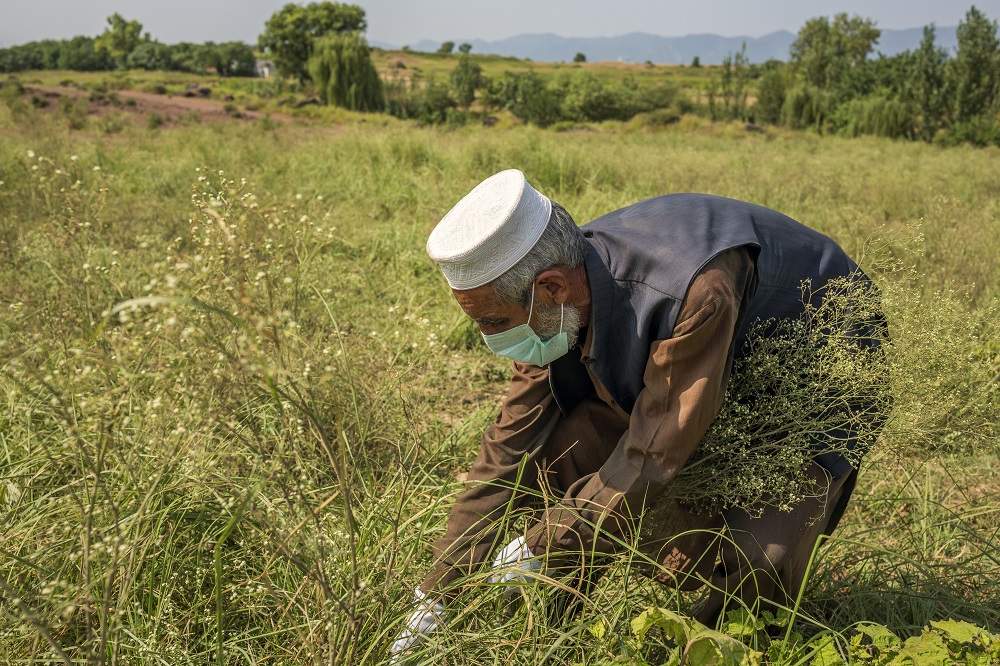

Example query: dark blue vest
[548,193,859,418]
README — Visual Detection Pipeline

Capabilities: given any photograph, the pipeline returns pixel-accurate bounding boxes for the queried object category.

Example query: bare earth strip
[23,84,300,126]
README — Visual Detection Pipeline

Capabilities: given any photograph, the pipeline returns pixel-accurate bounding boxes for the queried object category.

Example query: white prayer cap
[427,169,552,290]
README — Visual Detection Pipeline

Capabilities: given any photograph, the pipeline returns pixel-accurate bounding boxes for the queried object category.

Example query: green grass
[0,95,997,664]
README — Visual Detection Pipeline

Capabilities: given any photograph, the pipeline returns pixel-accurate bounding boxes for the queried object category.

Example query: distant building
[256,60,275,78]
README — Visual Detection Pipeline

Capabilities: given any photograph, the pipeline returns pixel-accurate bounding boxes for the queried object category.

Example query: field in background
[5,50,716,129]
[0,80,998,664]
[370,48,717,88]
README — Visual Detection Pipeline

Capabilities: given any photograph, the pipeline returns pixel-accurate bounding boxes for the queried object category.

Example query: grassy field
[0,83,998,665]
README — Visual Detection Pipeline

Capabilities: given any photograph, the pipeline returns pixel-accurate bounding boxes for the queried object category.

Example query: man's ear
[534,269,570,306]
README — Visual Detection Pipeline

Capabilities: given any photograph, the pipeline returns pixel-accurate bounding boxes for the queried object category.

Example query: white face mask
[480,288,569,366]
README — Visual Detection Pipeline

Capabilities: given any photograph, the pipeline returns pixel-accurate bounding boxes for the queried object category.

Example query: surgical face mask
[481,288,568,366]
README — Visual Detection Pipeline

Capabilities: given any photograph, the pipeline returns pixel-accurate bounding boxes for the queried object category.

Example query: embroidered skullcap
[427,169,552,290]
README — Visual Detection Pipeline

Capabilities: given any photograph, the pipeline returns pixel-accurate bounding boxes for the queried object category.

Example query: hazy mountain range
[370,26,959,65]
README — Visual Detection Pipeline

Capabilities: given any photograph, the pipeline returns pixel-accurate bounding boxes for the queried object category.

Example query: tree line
[284,3,1000,146]
[708,7,1000,146]
[0,13,257,76]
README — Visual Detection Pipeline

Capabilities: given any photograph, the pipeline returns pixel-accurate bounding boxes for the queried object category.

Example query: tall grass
[0,104,997,663]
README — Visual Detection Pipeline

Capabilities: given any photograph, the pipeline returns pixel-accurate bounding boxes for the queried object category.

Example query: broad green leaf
[631,607,690,644]
[809,636,847,666]
[856,623,903,653]
[929,619,990,647]
[685,628,761,666]
[723,609,766,639]
[897,632,950,665]
[685,635,725,665]
[761,609,791,629]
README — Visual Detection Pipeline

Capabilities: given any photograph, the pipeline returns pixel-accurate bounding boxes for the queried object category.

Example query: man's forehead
[452,285,518,319]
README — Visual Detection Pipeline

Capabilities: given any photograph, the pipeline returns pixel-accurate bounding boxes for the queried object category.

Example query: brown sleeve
[526,249,755,559]
[420,360,561,597]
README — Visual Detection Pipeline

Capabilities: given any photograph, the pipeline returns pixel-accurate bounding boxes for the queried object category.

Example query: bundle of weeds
[668,275,893,514]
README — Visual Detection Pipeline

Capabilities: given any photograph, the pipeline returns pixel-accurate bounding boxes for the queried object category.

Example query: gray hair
[489,202,586,306]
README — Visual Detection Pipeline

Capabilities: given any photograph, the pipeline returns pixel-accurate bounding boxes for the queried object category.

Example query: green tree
[126,41,174,71]
[484,71,561,127]
[790,13,881,89]
[57,36,115,71]
[458,43,472,54]
[169,43,211,73]
[259,2,367,83]
[907,25,950,141]
[713,42,750,120]
[573,52,587,63]
[450,52,483,109]
[950,5,1000,123]
[95,13,144,69]
[755,68,789,124]
[437,41,455,54]
[307,32,383,111]
[208,42,258,77]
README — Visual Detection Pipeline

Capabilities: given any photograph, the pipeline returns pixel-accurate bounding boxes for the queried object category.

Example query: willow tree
[307,33,383,112]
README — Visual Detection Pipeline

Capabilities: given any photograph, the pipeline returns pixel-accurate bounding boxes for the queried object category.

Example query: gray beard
[532,302,583,350]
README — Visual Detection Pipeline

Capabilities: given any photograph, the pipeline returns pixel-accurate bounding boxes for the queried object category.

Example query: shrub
[935,116,1000,147]
[780,84,831,131]
[832,95,915,140]
[58,96,89,130]
[97,109,128,134]
[307,32,383,112]
[146,112,166,129]
[755,70,788,125]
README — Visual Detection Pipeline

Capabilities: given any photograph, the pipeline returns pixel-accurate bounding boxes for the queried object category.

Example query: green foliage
[670,276,892,513]
[781,83,832,131]
[574,52,587,63]
[832,52,911,104]
[937,115,1000,147]
[485,71,562,127]
[384,72,457,123]
[0,37,115,73]
[691,55,702,68]
[791,13,881,90]
[307,32,383,112]
[258,1,367,83]
[57,95,89,130]
[450,52,483,110]
[847,621,1000,664]
[94,13,144,69]
[437,41,455,55]
[126,41,174,71]
[206,41,258,77]
[458,43,473,55]
[832,95,915,139]
[755,68,789,124]
[707,43,750,121]
[950,5,1000,123]
[631,607,761,664]
[907,25,950,142]
[623,609,1000,666]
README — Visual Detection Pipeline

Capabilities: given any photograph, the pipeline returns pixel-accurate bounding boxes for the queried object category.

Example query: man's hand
[390,588,446,664]
[489,536,541,588]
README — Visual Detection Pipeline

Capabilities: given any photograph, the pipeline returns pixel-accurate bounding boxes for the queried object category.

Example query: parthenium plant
[668,275,893,515]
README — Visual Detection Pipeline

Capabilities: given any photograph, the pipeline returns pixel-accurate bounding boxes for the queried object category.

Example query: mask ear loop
[526,286,536,325]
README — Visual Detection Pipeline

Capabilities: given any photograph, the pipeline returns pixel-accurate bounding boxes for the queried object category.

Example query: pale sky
[2,0,999,48]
